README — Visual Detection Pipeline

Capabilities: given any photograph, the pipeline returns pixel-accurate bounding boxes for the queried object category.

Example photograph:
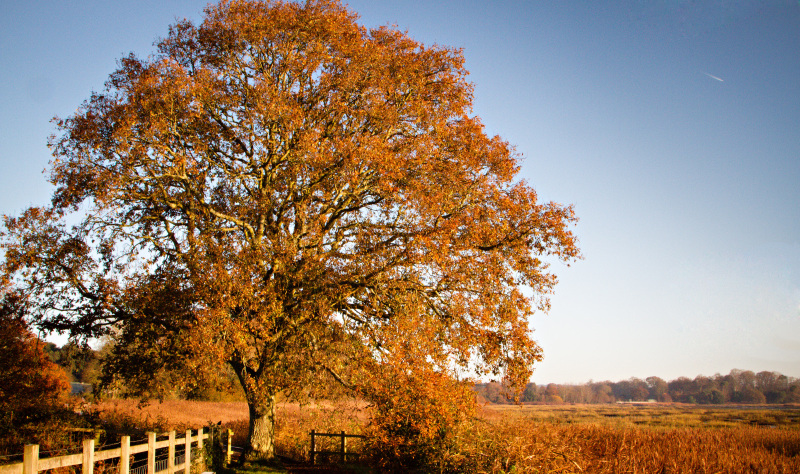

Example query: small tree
[0,288,71,453]
[0,291,70,423]
[522,383,539,402]
[544,383,563,403]
[646,376,668,401]
[1,0,578,459]
[362,366,475,472]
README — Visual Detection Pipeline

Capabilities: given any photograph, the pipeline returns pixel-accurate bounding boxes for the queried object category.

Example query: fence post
[225,429,232,465]
[310,430,316,465]
[340,431,347,463]
[197,427,204,453]
[168,431,176,474]
[23,444,39,474]
[147,432,156,474]
[184,430,192,474]
[120,436,131,474]
[83,438,95,474]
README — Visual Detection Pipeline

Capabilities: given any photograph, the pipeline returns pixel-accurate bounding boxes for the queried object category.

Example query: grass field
[94,398,369,461]
[482,402,800,429]
[465,403,800,473]
[92,400,800,473]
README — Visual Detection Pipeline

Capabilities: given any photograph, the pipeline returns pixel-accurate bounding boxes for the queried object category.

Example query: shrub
[361,369,476,473]
[0,292,76,455]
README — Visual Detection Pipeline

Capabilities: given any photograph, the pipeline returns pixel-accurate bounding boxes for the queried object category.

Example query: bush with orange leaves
[358,366,476,473]
[0,289,76,455]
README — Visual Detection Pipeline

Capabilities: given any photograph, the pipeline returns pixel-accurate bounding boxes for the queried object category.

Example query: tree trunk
[246,394,276,460]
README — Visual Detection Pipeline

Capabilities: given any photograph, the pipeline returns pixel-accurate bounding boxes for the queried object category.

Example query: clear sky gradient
[2,1,798,384]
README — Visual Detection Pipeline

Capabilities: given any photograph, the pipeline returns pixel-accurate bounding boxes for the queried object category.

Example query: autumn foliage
[0,289,72,454]
[359,368,473,472]
[0,292,70,422]
[1,0,578,460]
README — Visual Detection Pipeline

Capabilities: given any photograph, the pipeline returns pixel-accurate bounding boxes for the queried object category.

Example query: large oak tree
[1,0,579,458]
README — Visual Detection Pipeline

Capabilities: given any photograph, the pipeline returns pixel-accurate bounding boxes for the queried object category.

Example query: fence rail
[0,427,232,474]
[309,430,366,465]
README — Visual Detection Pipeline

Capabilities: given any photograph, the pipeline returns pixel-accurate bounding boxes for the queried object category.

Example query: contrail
[703,72,724,82]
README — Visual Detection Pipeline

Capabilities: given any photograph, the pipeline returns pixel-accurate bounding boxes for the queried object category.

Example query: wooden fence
[309,430,366,465]
[0,428,233,474]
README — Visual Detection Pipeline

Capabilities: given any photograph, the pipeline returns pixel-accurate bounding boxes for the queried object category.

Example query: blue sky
[2,1,798,384]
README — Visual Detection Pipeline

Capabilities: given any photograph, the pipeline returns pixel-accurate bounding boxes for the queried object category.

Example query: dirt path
[227,458,368,474]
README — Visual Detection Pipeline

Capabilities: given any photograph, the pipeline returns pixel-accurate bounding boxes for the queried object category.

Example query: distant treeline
[46,341,800,406]
[475,370,800,405]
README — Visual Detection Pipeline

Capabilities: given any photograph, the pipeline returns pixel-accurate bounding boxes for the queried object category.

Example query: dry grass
[453,420,800,473]
[482,403,800,430]
[271,399,369,461]
[92,398,369,461]
[95,399,250,430]
[440,405,800,473]
[88,400,800,472]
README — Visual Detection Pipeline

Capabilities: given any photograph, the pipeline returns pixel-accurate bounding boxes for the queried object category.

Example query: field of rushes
[482,403,800,430]
[458,419,800,473]
[452,405,799,473]
[93,400,800,472]
[95,400,800,431]
[94,399,369,460]
[95,399,251,429]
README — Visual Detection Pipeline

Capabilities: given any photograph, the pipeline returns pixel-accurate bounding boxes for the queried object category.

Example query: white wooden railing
[0,428,232,474]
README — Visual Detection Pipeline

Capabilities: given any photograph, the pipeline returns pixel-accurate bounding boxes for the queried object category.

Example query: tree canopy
[1,0,579,458]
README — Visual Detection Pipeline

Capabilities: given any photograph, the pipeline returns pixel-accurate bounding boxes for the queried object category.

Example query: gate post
[310,430,316,465]
[225,429,232,465]
[340,431,346,463]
